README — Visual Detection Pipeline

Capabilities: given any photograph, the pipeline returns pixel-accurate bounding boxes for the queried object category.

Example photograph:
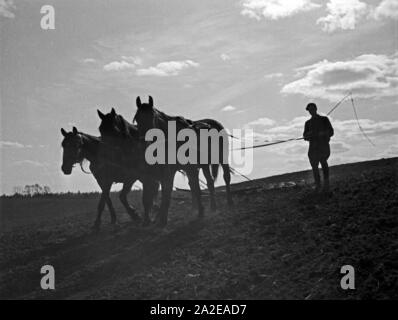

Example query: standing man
[303,103,334,192]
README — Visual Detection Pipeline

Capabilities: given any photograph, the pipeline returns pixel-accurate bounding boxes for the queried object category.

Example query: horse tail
[211,164,220,181]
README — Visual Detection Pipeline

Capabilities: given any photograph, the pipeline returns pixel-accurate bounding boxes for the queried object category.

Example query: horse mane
[78,131,100,142]
[154,108,194,130]
[77,131,101,155]
[114,114,139,139]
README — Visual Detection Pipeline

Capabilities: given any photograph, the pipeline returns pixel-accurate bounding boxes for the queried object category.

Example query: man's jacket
[303,115,334,152]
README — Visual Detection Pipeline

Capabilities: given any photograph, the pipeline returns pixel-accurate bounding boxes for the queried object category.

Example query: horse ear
[148,96,153,108]
[111,108,116,117]
[61,128,67,137]
[97,109,105,120]
[73,127,78,135]
[136,96,142,108]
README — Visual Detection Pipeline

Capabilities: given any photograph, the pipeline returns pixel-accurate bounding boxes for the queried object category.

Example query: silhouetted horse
[60,126,158,229]
[98,108,214,227]
[132,96,233,226]
[98,108,218,209]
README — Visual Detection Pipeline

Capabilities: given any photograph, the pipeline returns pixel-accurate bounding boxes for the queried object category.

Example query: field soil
[0,157,397,299]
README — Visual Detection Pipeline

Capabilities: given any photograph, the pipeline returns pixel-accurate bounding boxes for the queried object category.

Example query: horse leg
[94,182,112,229]
[94,193,106,230]
[119,180,141,223]
[142,180,158,226]
[202,165,217,212]
[188,176,198,210]
[222,164,233,206]
[106,193,117,225]
[187,167,204,218]
[156,170,175,227]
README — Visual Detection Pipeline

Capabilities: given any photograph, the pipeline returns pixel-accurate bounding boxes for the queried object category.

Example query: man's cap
[306,103,317,111]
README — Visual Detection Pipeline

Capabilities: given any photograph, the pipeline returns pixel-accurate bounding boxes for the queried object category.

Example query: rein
[233,92,374,151]
[74,133,92,174]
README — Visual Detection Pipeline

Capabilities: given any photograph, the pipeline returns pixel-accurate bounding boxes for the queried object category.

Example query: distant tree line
[0,183,139,198]
[12,184,51,197]
[2,185,141,199]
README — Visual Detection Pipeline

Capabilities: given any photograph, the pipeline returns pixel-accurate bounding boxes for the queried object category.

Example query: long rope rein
[326,92,352,116]
[229,92,376,183]
[78,92,374,185]
[350,95,375,147]
[233,92,374,151]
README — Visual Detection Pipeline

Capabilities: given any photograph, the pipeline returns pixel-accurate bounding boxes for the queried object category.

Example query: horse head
[60,126,84,175]
[133,96,156,138]
[98,107,131,139]
[98,108,118,138]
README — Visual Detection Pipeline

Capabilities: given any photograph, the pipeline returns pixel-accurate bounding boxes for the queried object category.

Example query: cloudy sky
[0,0,397,194]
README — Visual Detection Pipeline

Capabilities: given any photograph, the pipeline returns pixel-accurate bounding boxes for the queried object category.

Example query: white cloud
[121,56,142,65]
[83,58,96,64]
[317,0,368,32]
[241,0,396,29]
[264,116,308,140]
[332,118,398,137]
[104,61,135,71]
[14,160,47,167]
[265,72,283,79]
[330,141,351,153]
[0,0,15,18]
[103,56,142,71]
[0,141,31,149]
[136,60,199,77]
[241,0,321,20]
[247,117,276,127]
[372,0,398,20]
[220,53,231,61]
[221,105,236,112]
[282,143,308,155]
[386,144,398,155]
[281,52,398,101]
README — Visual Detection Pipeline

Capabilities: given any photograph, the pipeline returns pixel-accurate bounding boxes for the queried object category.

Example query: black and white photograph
[0,0,397,304]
